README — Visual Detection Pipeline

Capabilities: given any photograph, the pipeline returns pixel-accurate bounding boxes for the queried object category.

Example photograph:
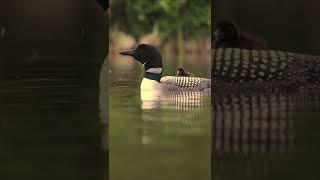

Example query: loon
[118,44,211,93]
[212,48,320,92]
[176,67,194,77]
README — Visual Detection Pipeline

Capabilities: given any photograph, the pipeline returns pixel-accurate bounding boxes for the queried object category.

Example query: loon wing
[160,76,211,89]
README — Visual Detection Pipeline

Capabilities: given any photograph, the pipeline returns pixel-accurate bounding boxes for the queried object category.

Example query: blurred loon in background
[118,44,211,94]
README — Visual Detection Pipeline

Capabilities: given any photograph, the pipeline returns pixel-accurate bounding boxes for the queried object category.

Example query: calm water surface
[0,60,107,180]
[109,51,320,180]
[109,53,211,180]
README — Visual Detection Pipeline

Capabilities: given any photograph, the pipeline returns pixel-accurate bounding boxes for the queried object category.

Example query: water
[109,53,212,180]
[0,60,107,180]
[212,91,320,180]
[109,51,320,180]
[0,3,107,179]
[2,49,319,180]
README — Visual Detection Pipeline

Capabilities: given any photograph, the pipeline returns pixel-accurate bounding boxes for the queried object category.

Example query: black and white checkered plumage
[212,48,320,92]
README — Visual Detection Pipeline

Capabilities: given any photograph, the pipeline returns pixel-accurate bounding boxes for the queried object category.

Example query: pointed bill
[118,49,136,56]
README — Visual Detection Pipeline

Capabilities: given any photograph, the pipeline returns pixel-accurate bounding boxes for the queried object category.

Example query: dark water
[0,59,108,180]
[109,53,211,180]
[0,1,107,178]
[212,91,320,180]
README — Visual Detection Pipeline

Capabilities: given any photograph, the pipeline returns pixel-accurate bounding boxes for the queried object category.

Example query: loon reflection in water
[212,48,320,179]
[212,48,320,154]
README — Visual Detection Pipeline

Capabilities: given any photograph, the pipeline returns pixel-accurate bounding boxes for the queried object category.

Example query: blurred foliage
[110,0,210,40]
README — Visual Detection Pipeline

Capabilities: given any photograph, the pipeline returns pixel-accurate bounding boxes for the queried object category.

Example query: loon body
[212,48,320,92]
[118,44,211,94]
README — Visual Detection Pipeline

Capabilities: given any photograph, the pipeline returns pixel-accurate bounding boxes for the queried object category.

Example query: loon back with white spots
[212,48,320,92]
[118,44,211,95]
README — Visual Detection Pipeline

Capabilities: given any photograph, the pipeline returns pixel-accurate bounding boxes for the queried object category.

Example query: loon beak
[118,49,136,56]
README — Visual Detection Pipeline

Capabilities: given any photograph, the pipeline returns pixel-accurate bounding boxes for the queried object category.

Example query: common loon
[212,48,320,92]
[176,67,194,77]
[118,44,211,93]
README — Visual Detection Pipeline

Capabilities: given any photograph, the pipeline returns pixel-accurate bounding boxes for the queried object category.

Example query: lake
[0,59,107,180]
[2,49,319,180]
[109,52,212,180]
[109,50,320,180]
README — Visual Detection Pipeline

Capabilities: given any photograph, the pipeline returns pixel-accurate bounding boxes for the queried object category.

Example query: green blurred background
[109,0,211,57]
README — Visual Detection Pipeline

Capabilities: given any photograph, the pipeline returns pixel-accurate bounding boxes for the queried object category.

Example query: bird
[118,44,211,94]
[212,48,320,93]
[176,67,194,77]
[213,20,267,49]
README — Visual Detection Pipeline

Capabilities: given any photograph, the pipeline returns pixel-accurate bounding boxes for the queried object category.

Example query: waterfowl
[118,44,211,93]
[176,67,194,77]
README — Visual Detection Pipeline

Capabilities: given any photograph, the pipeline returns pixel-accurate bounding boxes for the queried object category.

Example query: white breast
[140,78,161,109]
[140,78,161,91]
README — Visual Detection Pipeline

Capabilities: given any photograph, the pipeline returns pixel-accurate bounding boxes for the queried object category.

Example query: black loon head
[118,44,162,71]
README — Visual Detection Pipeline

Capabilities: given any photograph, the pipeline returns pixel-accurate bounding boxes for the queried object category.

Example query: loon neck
[145,68,162,82]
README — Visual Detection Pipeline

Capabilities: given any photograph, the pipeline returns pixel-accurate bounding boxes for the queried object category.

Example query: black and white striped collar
[145,68,162,82]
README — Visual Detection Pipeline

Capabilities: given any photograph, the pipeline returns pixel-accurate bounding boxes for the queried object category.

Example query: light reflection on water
[109,53,211,180]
